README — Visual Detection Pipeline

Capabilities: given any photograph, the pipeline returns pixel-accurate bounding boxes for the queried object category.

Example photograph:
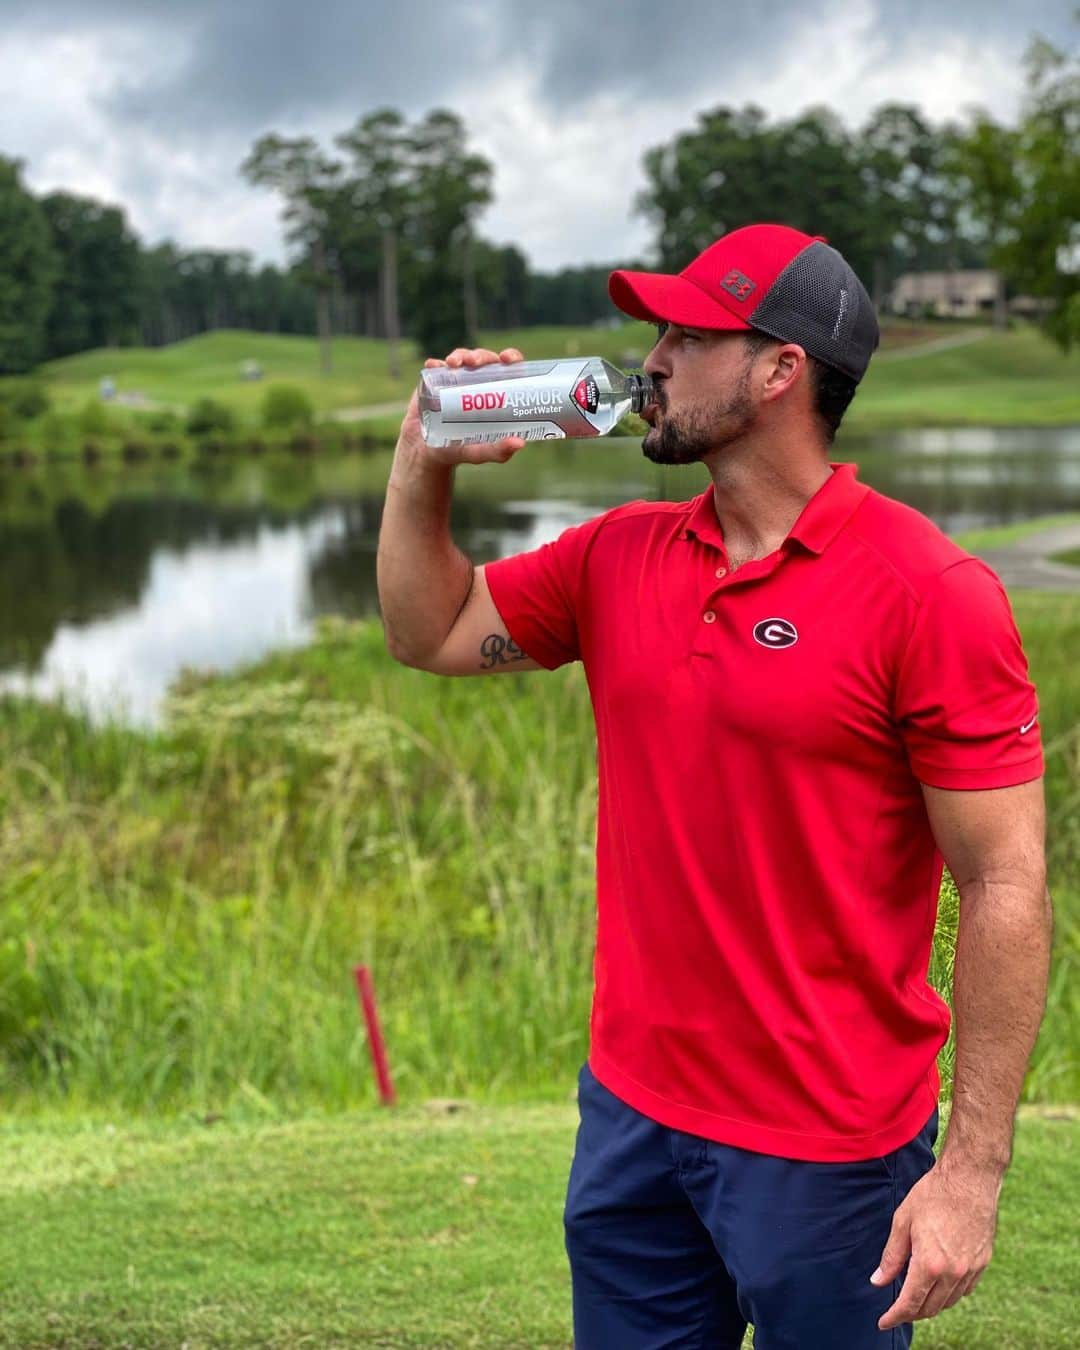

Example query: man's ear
[760,343,807,405]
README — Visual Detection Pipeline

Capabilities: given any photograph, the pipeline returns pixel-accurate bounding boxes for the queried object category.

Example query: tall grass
[0,622,599,1111]
[0,598,1076,1115]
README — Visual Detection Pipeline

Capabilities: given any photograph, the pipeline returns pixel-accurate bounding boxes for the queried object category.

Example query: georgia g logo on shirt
[753,617,799,649]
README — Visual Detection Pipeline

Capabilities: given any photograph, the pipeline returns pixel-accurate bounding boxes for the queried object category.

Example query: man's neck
[703,444,833,567]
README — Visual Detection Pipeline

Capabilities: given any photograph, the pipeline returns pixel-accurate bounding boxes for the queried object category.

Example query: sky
[0,0,1074,272]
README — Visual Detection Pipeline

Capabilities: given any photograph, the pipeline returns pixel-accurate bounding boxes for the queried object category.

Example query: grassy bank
[1,322,1076,466]
[0,1103,1075,1348]
[953,515,1080,553]
[852,325,1080,428]
[0,586,1076,1116]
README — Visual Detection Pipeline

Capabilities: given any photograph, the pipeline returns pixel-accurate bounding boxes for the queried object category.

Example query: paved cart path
[975,522,1080,591]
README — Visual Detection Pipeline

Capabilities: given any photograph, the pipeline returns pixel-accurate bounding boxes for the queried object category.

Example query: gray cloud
[12,0,1075,138]
[0,0,1073,269]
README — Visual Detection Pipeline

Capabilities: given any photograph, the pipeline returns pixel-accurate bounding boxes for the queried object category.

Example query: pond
[1,424,1078,724]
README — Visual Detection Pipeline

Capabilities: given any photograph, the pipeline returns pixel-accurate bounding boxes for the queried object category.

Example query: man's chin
[641,431,705,466]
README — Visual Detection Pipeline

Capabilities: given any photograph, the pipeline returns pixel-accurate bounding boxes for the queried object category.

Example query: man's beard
[641,366,756,465]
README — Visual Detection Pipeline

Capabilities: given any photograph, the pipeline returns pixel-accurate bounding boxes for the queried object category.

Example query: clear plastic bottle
[418,358,653,447]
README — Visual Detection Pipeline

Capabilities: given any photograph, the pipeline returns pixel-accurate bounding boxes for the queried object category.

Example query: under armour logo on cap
[720,269,757,302]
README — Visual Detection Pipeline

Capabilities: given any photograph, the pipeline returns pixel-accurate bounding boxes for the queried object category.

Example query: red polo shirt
[484,462,1043,1162]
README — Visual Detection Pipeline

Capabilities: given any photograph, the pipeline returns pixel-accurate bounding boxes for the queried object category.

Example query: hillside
[27,321,1080,432]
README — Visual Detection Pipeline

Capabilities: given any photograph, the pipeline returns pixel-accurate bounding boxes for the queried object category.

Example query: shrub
[77,400,112,436]
[0,379,50,420]
[142,409,178,434]
[260,384,315,431]
[185,398,235,436]
[39,412,70,452]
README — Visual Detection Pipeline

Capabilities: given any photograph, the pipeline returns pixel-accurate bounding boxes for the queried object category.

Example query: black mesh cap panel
[748,241,879,381]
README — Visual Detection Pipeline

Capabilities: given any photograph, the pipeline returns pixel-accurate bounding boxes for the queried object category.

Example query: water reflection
[0,425,1077,724]
[0,515,344,723]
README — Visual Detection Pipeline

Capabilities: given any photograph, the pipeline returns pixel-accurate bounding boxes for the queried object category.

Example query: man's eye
[655,322,669,340]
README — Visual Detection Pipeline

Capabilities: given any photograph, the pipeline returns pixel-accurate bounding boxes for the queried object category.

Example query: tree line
[638,32,1077,344]
[0,28,1074,376]
[0,108,634,376]
[238,107,649,374]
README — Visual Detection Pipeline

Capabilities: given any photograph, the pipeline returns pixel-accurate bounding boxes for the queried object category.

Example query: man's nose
[643,343,671,380]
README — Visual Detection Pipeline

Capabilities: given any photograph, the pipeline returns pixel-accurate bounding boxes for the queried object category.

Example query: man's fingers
[878,1264,937,1331]
[871,1208,911,1286]
[445,347,501,368]
[427,349,523,368]
[942,1266,986,1311]
[916,1274,967,1321]
[879,1253,981,1329]
[457,437,526,464]
[941,1279,970,1311]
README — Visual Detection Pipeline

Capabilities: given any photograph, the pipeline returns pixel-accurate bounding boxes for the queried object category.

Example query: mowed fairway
[1,1105,1075,1349]
[30,322,1080,429]
[36,330,421,420]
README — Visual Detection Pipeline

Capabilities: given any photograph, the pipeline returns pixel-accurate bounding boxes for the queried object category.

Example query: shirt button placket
[703,558,727,624]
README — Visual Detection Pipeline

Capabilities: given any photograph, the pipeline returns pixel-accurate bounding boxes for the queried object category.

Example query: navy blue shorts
[564,1062,939,1350]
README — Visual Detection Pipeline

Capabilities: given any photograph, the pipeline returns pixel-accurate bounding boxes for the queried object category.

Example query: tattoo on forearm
[480,633,528,669]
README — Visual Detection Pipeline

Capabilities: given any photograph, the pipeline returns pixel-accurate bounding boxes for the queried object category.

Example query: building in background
[889,270,999,319]
[888,270,1051,322]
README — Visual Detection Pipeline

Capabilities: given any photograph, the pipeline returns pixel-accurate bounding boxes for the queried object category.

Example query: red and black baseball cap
[609,223,880,382]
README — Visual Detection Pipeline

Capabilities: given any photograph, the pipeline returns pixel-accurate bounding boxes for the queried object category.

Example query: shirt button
[703,610,717,623]
[715,566,727,579]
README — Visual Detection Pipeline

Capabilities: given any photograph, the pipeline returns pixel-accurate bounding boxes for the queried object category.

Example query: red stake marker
[354,965,397,1106]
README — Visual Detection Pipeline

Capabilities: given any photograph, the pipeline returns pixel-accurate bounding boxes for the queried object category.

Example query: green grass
[0,1103,1074,1348]
[851,325,1080,427]
[1050,548,1080,567]
[0,514,1074,1346]
[36,330,417,418]
[28,325,653,423]
[9,321,1080,454]
[0,589,1076,1115]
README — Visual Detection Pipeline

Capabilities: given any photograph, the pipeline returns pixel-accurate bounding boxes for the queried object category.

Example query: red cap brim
[608,270,751,331]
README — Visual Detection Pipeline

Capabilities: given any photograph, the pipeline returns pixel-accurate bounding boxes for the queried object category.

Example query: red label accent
[461,391,506,412]
[573,378,599,414]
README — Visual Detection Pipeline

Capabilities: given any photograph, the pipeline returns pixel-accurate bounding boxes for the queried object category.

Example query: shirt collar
[678,462,869,556]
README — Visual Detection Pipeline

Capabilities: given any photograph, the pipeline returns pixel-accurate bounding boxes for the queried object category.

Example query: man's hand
[401,346,527,467]
[872,1157,1001,1330]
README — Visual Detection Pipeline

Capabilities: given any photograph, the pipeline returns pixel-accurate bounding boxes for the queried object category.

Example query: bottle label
[432,421,565,445]
[421,358,624,443]
[439,366,587,428]
[572,377,600,415]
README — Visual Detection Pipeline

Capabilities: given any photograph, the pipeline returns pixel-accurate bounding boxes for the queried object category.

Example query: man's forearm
[938,878,1053,1177]
[377,440,475,664]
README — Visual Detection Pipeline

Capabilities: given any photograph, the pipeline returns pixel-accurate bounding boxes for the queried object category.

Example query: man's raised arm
[377,347,543,676]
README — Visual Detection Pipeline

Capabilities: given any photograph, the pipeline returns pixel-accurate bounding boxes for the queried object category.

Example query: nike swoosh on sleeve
[1020,715,1038,735]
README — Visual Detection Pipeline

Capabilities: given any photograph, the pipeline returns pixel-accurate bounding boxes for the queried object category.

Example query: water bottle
[418,358,653,447]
